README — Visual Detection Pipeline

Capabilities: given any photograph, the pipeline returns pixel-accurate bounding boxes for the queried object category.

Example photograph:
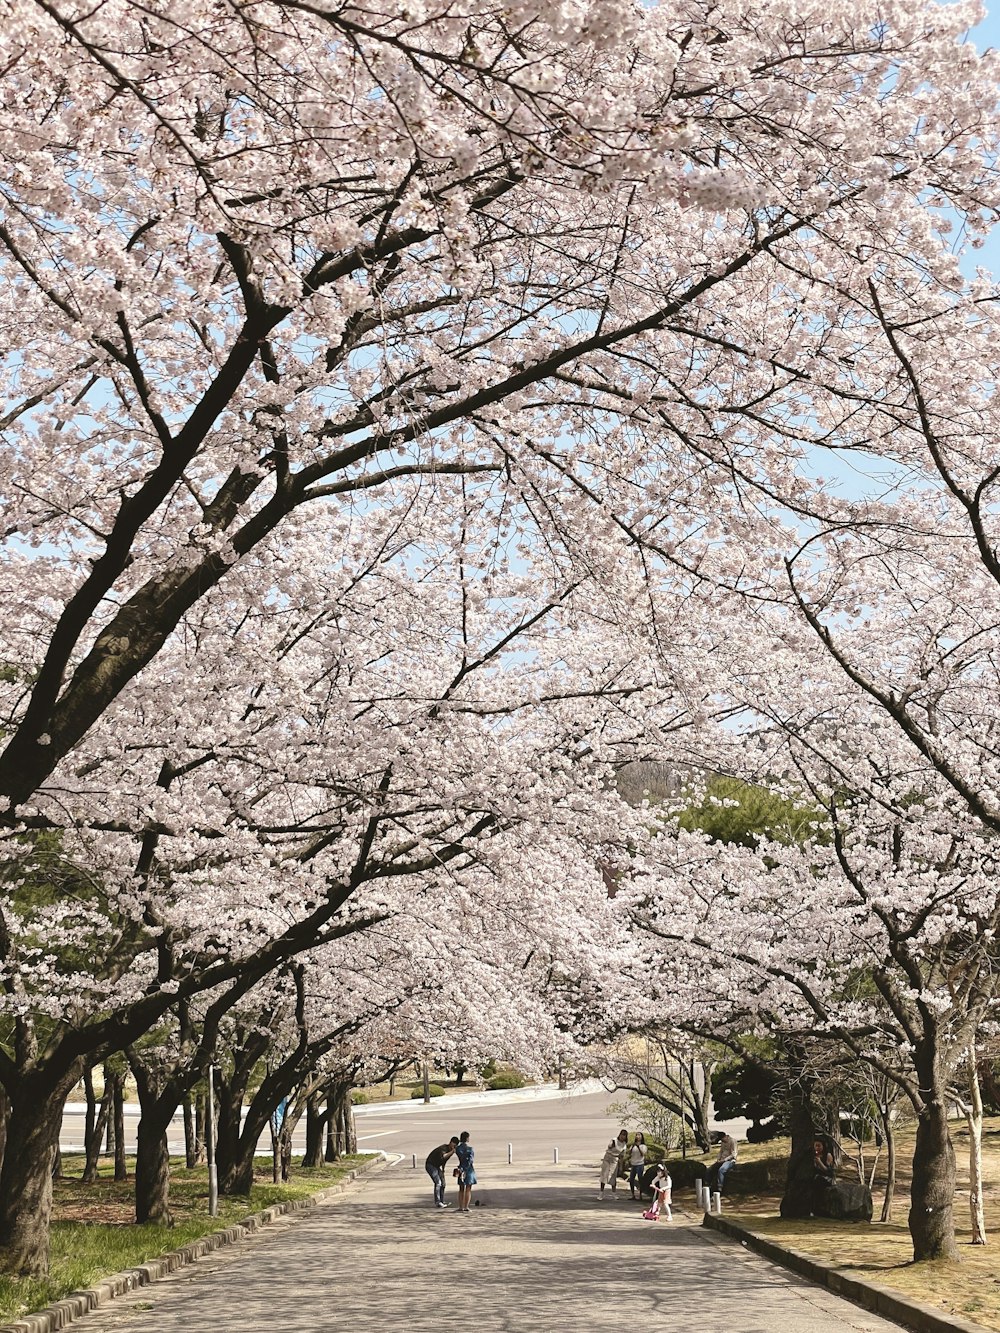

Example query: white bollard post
[694,1180,703,1208]
[508,1142,513,1165]
[712,1191,722,1214]
[553,1147,559,1165]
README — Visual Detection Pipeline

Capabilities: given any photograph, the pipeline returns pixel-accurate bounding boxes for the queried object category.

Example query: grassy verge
[716,1116,1000,1331]
[0,1154,367,1326]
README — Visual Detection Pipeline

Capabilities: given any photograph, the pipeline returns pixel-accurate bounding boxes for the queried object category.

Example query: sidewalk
[353,1078,604,1116]
[63,1160,905,1333]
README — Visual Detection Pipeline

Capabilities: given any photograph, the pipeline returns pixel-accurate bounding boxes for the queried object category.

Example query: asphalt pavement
[63,1093,904,1333]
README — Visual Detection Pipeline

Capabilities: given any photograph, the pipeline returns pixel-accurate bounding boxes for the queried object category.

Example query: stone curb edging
[0,1156,385,1333]
[702,1213,994,1333]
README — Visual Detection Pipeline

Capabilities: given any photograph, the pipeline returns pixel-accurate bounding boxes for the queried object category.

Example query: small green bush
[351,1091,370,1105]
[487,1071,526,1090]
[410,1084,446,1099]
[662,1154,783,1193]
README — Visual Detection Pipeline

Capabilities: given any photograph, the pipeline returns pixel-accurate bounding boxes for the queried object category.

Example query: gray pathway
[70,1159,903,1333]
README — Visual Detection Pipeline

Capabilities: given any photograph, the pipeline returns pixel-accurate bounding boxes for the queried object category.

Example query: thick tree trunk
[0,1075,76,1276]
[908,1093,959,1261]
[214,1077,247,1194]
[325,1095,337,1163]
[780,1073,818,1219]
[0,1086,9,1179]
[302,1096,323,1168]
[134,1115,172,1226]
[183,1096,197,1170]
[129,1053,179,1227]
[83,1068,97,1162]
[221,1098,271,1196]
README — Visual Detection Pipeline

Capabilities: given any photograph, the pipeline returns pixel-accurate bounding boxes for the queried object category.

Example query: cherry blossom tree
[3,0,1000,1279]
[0,499,660,1270]
[1,0,997,824]
[634,659,1000,1261]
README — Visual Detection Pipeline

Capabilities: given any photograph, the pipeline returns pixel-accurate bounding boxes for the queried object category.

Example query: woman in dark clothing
[811,1136,835,1213]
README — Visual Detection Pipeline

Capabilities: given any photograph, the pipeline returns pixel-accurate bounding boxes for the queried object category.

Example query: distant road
[61,1085,743,1164]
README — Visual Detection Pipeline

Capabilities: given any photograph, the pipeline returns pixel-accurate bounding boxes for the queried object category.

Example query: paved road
[60,1082,626,1157]
[69,1149,903,1332]
[355,1087,633,1169]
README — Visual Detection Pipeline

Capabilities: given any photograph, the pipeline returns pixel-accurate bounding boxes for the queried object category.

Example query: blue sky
[971,7,1000,274]
[977,4,1000,44]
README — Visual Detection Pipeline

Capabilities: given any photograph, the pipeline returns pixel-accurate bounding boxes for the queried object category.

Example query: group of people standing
[599,1129,672,1219]
[424,1131,477,1211]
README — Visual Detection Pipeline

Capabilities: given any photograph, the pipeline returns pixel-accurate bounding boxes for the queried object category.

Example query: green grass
[0,1155,367,1324]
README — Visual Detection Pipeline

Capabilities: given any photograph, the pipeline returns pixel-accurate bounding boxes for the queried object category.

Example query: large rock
[814,1178,873,1222]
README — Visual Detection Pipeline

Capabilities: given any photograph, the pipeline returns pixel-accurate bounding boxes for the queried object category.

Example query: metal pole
[207,1065,218,1218]
[507,1142,512,1165]
[412,1154,416,1169]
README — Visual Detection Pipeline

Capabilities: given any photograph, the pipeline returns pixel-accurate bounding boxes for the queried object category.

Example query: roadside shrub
[411,1084,446,1099]
[487,1071,526,1090]
[663,1154,784,1194]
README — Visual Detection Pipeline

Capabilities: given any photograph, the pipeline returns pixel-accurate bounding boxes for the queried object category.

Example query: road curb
[702,1213,994,1333]
[0,1155,385,1333]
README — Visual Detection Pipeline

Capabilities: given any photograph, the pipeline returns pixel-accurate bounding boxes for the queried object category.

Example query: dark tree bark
[302,1095,323,1168]
[215,1029,270,1195]
[0,1069,80,1276]
[908,1089,958,1261]
[83,1076,113,1183]
[780,1062,821,1220]
[227,1084,290,1196]
[324,1094,337,1163]
[183,1095,197,1170]
[129,1053,177,1227]
[0,1086,9,1179]
[134,1113,173,1226]
[280,1124,293,1182]
[111,1070,127,1181]
[83,1067,97,1164]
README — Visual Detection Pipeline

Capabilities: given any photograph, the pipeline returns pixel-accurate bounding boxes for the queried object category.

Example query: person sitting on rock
[708,1132,737,1193]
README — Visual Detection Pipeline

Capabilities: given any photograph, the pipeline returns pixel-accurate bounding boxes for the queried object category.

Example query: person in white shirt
[709,1132,738,1193]
[644,1165,672,1221]
[599,1129,628,1195]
